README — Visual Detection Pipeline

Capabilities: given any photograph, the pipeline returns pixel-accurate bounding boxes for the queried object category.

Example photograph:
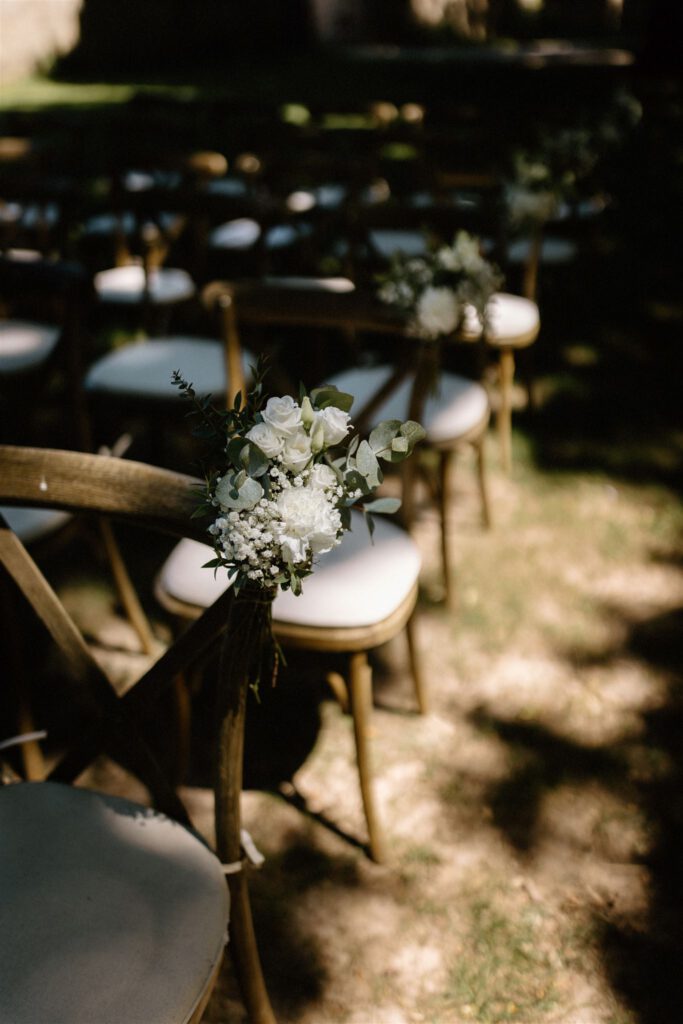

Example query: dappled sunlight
[1,5,680,1021]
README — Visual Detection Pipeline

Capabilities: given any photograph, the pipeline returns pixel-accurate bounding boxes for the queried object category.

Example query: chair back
[0,444,232,820]
[223,277,444,430]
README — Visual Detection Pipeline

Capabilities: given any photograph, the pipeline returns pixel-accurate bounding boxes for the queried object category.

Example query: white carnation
[416,286,460,339]
[277,484,341,564]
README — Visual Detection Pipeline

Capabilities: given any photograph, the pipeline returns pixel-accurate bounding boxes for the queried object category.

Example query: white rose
[416,286,460,339]
[245,421,284,458]
[280,429,313,474]
[260,395,302,437]
[277,485,341,564]
[308,463,338,490]
[313,406,351,447]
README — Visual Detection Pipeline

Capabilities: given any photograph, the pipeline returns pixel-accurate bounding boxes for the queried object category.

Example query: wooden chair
[222,278,491,608]
[83,281,255,462]
[0,445,276,1024]
[152,280,427,862]
[339,191,543,474]
[155,507,424,865]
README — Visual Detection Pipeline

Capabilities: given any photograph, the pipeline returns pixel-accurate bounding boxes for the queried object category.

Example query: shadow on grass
[470,586,683,1024]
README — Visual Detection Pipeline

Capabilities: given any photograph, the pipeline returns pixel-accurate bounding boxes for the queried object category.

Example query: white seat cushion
[0,319,60,374]
[158,512,421,629]
[274,513,421,628]
[205,176,250,198]
[1,506,71,543]
[369,229,428,259]
[209,217,261,250]
[94,265,196,305]
[313,183,348,210]
[261,275,355,293]
[264,222,314,249]
[330,365,489,445]
[84,336,253,399]
[506,236,578,266]
[84,212,181,237]
[286,190,317,213]
[462,291,540,347]
[0,781,229,1024]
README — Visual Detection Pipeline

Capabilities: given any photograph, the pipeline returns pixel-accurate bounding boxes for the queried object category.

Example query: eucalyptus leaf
[344,468,369,496]
[400,420,427,446]
[356,440,382,488]
[369,419,402,454]
[215,472,263,510]
[228,437,247,466]
[362,496,402,514]
[309,385,354,412]
[243,442,270,478]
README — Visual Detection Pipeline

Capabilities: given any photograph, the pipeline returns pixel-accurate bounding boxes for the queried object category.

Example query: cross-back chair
[83,280,255,464]
[153,280,429,863]
[223,278,491,608]
[0,444,276,1024]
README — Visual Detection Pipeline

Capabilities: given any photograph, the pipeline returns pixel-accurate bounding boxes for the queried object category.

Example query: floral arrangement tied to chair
[376,229,502,340]
[159,362,425,862]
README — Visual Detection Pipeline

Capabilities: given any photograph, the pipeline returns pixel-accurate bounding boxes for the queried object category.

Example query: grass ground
[65,381,681,1023]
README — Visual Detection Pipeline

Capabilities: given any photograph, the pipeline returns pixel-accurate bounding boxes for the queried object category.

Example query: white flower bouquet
[173,363,425,598]
[505,129,601,227]
[377,230,502,339]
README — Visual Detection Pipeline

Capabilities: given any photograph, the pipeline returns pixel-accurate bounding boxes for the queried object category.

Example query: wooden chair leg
[474,434,492,530]
[214,608,277,1024]
[326,670,349,713]
[1,576,45,780]
[405,615,428,715]
[348,651,387,863]
[497,347,515,474]
[438,449,457,612]
[227,872,277,1024]
[98,519,161,658]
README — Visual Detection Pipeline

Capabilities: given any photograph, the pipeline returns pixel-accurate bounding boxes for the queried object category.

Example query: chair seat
[264,222,314,250]
[209,218,261,250]
[329,365,489,445]
[462,291,540,348]
[261,275,355,293]
[94,265,196,305]
[84,212,181,237]
[369,229,428,259]
[285,184,347,212]
[1,505,71,543]
[0,319,60,374]
[84,336,253,399]
[0,781,229,1024]
[506,236,578,266]
[158,512,421,630]
[205,176,250,198]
